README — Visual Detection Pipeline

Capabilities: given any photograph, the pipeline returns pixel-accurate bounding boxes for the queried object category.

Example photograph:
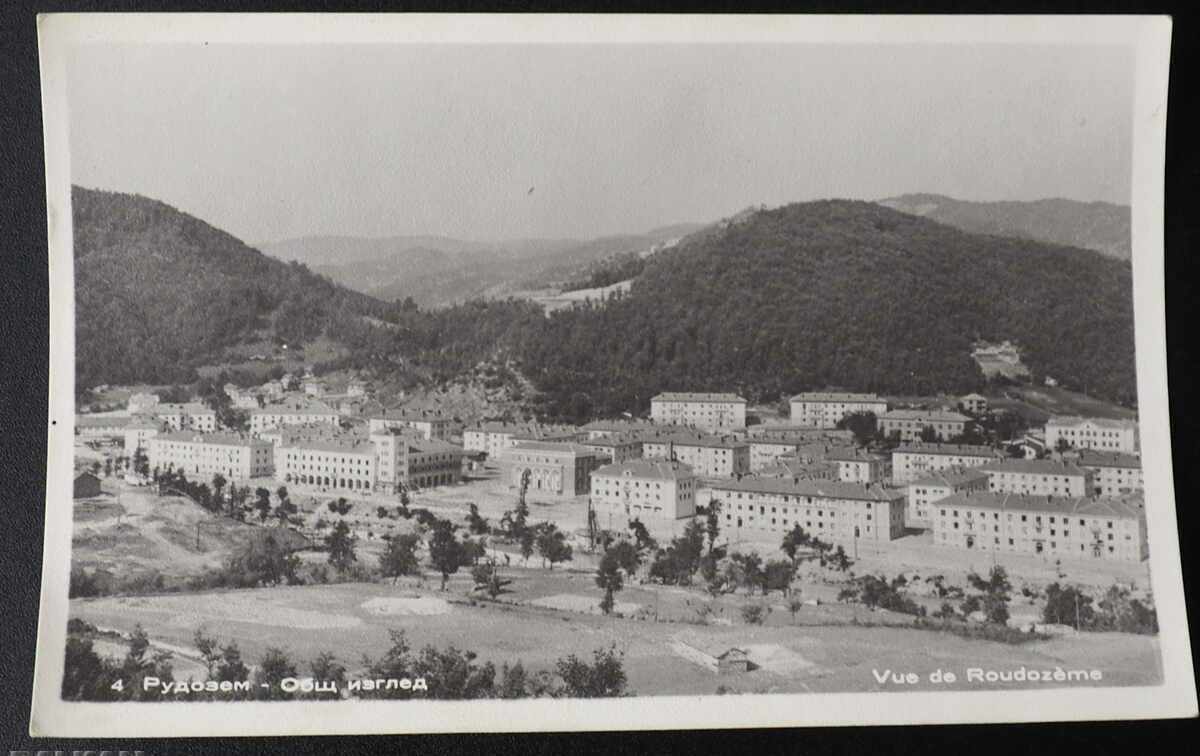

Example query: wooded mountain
[513,201,1136,420]
[73,186,385,388]
[878,193,1131,260]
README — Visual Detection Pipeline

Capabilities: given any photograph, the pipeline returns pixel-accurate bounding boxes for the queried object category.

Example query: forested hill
[878,193,1131,260]
[517,201,1136,420]
[73,186,385,387]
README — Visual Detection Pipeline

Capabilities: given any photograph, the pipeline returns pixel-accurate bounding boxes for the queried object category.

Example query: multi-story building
[640,430,750,478]
[149,432,274,480]
[879,409,970,442]
[959,393,989,414]
[123,416,164,456]
[757,457,839,481]
[367,407,453,440]
[891,443,1003,484]
[127,392,160,413]
[905,467,990,528]
[75,415,133,439]
[649,392,747,432]
[980,459,1093,497]
[154,403,218,432]
[462,421,580,458]
[788,392,888,428]
[369,428,463,491]
[1073,450,1143,497]
[749,439,807,471]
[249,397,340,434]
[590,459,698,524]
[698,478,905,543]
[580,419,661,441]
[747,426,856,444]
[499,441,606,497]
[274,428,462,494]
[931,492,1147,562]
[582,432,644,464]
[825,447,891,483]
[1045,416,1139,453]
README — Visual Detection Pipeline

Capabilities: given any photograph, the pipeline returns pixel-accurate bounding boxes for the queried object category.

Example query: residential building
[980,459,1093,497]
[75,415,132,438]
[498,441,606,497]
[825,447,891,483]
[154,402,218,432]
[303,378,327,397]
[149,431,274,480]
[747,426,856,444]
[123,416,164,456]
[640,430,750,478]
[649,392,747,431]
[959,393,989,414]
[274,428,462,494]
[788,392,888,428]
[346,380,368,397]
[463,421,581,458]
[879,409,970,442]
[931,492,1147,562]
[1074,450,1143,497]
[905,468,990,528]
[749,439,807,471]
[249,397,340,433]
[580,418,661,440]
[1045,416,1139,453]
[369,428,463,491]
[891,443,1003,484]
[367,407,453,440]
[582,432,644,464]
[758,457,839,481]
[697,477,906,542]
[589,459,698,524]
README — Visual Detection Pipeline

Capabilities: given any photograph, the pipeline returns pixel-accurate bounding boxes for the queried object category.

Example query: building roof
[706,476,904,502]
[155,431,269,448]
[758,459,840,479]
[882,409,970,423]
[369,407,451,422]
[980,459,1090,477]
[789,391,886,403]
[1046,415,1138,430]
[506,440,603,456]
[1074,450,1142,469]
[583,432,645,447]
[126,415,164,430]
[747,426,856,442]
[961,393,988,402]
[651,392,747,403]
[824,447,887,463]
[637,429,748,449]
[155,402,213,415]
[279,435,376,454]
[406,437,464,455]
[936,491,1144,520]
[76,414,134,428]
[893,442,1001,458]
[594,459,696,481]
[909,467,990,489]
[251,398,338,416]
[581,418,660,432]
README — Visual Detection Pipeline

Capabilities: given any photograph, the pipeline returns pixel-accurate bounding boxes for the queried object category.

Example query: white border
[31,13,1192,737]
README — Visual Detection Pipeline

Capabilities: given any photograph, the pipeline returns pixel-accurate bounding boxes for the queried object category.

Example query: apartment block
[149,431,274,480]
[1073,450,1143,497]
[879,409,970,442]
[788,392,888,429]
[980,459,1093,497]
[249,397,340,434]
[499,441,606,497]
[640,430,750,478]
[590,459,698,524]
[891,443,1003,484]
[905,467,990,528]
[1045,416,1139,453]
[367,407,453,440]
[649,392,747,432]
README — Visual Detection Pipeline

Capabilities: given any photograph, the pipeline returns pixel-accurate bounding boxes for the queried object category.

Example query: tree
[1043,582,1094,629]
[786,595,805,625]
[466,503,491,535]
[211,473,228,512]
[274,486,298,526]
[309,651,347,700]
[781,523,813,565]
[228,532,300,586]
[628,518,657,554]
[253,487,272,522]
[837,411,878,446]
[919,425,940,443]
[534,523,573,570]
[254,647,298,700]
[471,559,512,599]
[518,527,535,565]
[104,458,113,477]
[325,521,358,572]
[741,603,769,625]
[132,444,149,477]
[380,533,421,584]
[764,559,797,595]
[556,646,627,697]
[966,565,1012,625]
[595,549,625,615]
[328,498,353,516]
[428,519,466,590]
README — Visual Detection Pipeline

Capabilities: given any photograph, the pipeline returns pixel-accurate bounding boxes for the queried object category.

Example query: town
[67,373,1159,698]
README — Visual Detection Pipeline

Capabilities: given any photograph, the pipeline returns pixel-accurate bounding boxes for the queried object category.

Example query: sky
[65,42,1134,244]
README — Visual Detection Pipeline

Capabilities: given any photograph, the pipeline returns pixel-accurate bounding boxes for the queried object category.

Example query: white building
[462,421,580,458]
[932,492,1147,562]
[274,428,462,494]
[149,431,274,480]
[590,459,698,524]
[640,430,750,478]
[582,432,644,464]
[698,477,905,543]
[249,397,340,434]
[498,441,606,497]
[1045,416,1139,453]
[788,392,888,429]
[825,447,891,483]
[649,392,747,432]
[980,459,1093,497]
[891,443,1003,484]
[367,407,453,441]
[906,467,990,528]
[154,403,218,432]
[879,409,971,442]
[127,392,160,413]
[1073,450,1143,497]
[123,416,164,457]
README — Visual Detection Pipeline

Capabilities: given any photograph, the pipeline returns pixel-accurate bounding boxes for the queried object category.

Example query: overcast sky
[66,43,1134,244]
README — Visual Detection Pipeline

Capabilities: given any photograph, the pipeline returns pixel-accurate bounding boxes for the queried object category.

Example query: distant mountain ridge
[877,193,1131,260]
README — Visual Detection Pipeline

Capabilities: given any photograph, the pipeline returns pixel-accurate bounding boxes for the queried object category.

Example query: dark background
[1,2,1196,753]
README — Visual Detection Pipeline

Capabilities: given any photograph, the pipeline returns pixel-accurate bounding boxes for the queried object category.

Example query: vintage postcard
[31,13,1194,736]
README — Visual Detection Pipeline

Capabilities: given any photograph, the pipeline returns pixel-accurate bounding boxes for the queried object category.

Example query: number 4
[110,679,124,692]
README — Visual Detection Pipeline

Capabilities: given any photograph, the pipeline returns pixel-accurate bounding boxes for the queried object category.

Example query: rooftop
[980,459,1090,477]
[1047,415,1138,430]
[824,447,888,463]
[583,432,645,447]
[506,440,604,456]
[909,467,990,489]
[581,418,661,432]
[936,491,1144,520]
[882,408,971,423]
[594,459,696,481]
[155,431,269,447]
[369,407,451,422]
[651,392,747,403]
[637,429,748,449]
[789,391,886,403]
[894,442,1001,457]
[155,402,212,415]
[1074,450,1142,469]
[706,476,904,502]
[76,415,133,428]
[251,398,338,416]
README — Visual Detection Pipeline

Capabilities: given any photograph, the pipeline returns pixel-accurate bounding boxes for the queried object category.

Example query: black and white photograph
[29,13,1194,736]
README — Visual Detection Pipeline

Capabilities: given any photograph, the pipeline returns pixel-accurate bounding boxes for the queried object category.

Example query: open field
[71,575,1162,695]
